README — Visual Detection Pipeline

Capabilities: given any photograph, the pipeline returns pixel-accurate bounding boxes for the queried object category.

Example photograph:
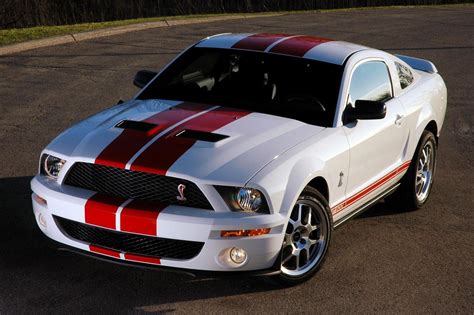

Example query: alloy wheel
[281,200,328,276]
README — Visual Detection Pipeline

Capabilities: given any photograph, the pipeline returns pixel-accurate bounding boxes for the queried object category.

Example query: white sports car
[31,33,447,285]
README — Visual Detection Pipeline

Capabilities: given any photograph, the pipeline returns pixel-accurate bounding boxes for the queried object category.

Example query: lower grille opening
[55,216,204,260]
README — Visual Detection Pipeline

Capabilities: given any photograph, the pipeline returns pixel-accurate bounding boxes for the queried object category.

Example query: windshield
[139,48,343,127]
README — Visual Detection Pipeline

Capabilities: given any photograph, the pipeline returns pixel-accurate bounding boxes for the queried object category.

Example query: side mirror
[133,70,158,89]
[344,99,387,124]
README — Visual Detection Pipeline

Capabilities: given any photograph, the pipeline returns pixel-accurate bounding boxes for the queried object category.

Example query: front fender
[247,128,350,219]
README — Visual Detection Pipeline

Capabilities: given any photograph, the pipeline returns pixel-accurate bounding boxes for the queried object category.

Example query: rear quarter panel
[396,70,447,161]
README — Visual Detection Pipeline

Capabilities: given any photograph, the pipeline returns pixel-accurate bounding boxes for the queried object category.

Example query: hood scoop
[115,120,159,133]
[175,129,229,142]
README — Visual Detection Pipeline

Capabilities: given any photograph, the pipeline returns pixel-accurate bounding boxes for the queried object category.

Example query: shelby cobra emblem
[176,184,187,201]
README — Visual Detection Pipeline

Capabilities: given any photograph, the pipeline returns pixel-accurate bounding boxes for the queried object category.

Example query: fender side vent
[115,120,158,133]
[175,129,229,142]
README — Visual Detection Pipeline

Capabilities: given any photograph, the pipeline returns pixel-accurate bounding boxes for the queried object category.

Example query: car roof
[196,33,369,65]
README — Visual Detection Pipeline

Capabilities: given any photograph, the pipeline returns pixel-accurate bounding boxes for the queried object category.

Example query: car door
[341,60,407,214]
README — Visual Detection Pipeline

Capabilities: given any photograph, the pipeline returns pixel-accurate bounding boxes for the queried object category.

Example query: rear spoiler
[395,54,438,74]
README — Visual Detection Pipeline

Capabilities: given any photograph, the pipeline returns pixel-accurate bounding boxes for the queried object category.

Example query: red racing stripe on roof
[269,35,332,57]
[95,102,213,169]
[130,107,250,175]
[119,200,165,236]
[232,33,289,51]
[84,193,127,230]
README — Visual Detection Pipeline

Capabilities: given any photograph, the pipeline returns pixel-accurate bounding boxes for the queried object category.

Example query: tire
[272,187,333,286]
[387,130,437,210]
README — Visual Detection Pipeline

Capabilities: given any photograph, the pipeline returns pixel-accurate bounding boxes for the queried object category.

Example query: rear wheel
[274,187,332,286]
[388,130,437,210]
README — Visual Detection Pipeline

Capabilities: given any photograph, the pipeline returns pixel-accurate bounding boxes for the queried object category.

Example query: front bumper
[31,175,286,273]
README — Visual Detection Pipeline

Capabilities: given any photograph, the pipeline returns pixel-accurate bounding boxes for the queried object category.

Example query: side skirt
[333,183,400,229]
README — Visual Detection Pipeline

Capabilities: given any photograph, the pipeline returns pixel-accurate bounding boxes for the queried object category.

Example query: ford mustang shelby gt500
[31,33,446,285]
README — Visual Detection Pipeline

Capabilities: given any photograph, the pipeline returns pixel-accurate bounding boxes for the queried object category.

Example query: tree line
[1,0,471,29]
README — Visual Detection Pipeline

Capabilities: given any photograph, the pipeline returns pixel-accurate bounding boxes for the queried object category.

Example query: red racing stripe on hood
[232,33,289,51]
[95,102,213,169]
[85,193,127,230]
[269,35,332,57]
[120,200,165,236]
[130,107,251,175]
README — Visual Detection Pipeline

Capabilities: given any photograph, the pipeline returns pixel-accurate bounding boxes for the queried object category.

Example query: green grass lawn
[0,13,261,46]
[0,4,470,46]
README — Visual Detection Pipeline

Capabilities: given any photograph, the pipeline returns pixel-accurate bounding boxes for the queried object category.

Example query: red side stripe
[232,33,289,51]
[130,107,251,175]
[124,253,161,265]
[269,36,332,57]
[95,102,212,169]
[120,200,165,236]
[333,161,411,214]
[84,193,126,229]
[89,245,121,258]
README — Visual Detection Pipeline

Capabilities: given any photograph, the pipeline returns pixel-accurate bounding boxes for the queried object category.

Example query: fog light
[38,213,47,228]
[230,247,247,264]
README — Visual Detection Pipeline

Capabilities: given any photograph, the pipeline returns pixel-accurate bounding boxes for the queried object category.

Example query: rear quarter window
[395,61,414,89]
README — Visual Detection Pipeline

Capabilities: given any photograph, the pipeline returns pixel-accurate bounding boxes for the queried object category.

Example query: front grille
[55,216,204,260]
[64,162,213,210]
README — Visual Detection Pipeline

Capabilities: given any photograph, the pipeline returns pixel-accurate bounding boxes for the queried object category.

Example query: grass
[0,3,471,46]
[0,12,283,46]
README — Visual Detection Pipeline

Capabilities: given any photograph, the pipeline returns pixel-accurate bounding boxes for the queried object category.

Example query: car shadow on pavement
[356,201,404,219]
[354,191,421,220]
[0,176,280,312]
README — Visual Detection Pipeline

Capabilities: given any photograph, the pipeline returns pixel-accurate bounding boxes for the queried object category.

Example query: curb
[0,13,283,56]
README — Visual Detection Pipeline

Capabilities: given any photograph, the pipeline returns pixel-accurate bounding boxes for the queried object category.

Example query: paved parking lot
[0,5,473,313]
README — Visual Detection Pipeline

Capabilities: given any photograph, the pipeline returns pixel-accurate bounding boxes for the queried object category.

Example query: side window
[395,61,414,89]
[348,61,392,104]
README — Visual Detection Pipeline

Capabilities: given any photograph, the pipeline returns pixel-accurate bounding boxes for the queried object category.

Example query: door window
[348,61,392,104]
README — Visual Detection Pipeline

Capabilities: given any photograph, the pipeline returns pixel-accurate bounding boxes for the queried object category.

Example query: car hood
[47,99,325,184]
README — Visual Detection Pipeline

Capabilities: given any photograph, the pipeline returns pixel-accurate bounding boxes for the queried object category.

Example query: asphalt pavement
[0,5,473,314]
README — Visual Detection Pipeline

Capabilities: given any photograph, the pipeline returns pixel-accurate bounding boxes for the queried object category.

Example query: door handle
[395,114,404,126]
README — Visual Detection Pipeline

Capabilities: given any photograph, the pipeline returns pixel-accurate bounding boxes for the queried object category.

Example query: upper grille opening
[64,162,213,210]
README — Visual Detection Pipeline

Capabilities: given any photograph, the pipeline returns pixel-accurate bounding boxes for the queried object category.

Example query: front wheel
[274,187,332,286]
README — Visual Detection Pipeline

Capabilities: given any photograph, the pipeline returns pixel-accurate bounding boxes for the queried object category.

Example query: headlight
[236,188,262,212]
[40,154,66,179]
[215,186,269,213]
